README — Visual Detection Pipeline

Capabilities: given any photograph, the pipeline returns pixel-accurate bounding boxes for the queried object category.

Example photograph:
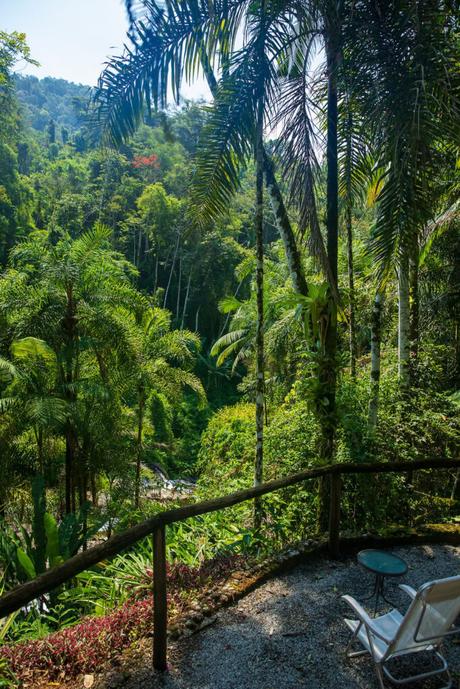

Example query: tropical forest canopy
[0,1,459,680]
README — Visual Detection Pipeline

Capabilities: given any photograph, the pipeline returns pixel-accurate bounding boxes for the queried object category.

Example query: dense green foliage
[0,6,459,681]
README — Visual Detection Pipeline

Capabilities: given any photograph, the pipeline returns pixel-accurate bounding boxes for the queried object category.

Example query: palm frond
[189,59,258,225]
[420,199,460,266]
[0,357,17,384]
[218,295,244,314]
[337,98,372,208]
[93,0,247,144]
[28,397,68,429]
[70,223,112,264]
[211,328,249,357]
[273,43,337,290]
[345,0,460,275]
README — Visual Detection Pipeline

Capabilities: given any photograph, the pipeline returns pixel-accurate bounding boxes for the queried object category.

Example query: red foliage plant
[1,598,153,677]
[131,153,160,169]
[0,554,246,681]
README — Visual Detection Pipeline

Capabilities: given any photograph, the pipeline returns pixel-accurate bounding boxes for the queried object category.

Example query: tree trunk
[163,230,180,309]
[64,286,77,514]
[368,292,383,430]
[135,393,145,509]
[37,428,44,475]
[181,269,192,329]
[254,113,265,490]
[71,479,76,514]
[345,109,357,378]
[176,254,182,320]
[398,246,410,389]
[154,252,159,294]
[451,469,460,501]
[322,38,339,458]
[90,471,97,507]
[253,23,265,529]
[317,36,340,533]
[263,153,308,297]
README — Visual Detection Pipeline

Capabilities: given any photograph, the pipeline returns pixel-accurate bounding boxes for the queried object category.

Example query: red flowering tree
[131,153,160,169]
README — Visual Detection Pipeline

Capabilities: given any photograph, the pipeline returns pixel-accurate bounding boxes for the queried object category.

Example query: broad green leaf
[16,548,36,579]
[44,512,60,564]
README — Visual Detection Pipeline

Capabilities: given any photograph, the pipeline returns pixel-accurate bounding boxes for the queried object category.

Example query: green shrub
[196,375,460,540]
[197,403,255,494]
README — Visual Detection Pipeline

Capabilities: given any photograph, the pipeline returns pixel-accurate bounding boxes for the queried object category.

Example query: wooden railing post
[328,470,342,559]
[153,525,167,671]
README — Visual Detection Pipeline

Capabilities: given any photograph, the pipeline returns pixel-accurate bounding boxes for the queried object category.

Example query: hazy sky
[2,0,209,98]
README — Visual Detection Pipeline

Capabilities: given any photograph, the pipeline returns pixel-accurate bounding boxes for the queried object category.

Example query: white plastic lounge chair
[342,575,460,689]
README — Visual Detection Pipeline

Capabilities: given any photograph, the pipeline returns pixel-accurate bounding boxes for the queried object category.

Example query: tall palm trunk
[254,153,264,494]
[36,428,44,475]
[345,109,357,378]
[317,32,340,533]
[398,246,410,389]
[153,252,159,293]
[64,286,77,514]
[346,204,357,378]
[368,292,383,430]
[253,12,265,530]
[254,103,265,489]
[322,36,339,458]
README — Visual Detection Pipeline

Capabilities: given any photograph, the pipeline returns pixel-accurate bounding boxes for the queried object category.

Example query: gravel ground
[102,545,460,689]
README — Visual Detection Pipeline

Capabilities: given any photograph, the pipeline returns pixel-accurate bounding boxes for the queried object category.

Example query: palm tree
[124,306,204,507]
[345,0,460,391]
[0,338,67,475]
[253,1,266,510]
[0,225,147,512]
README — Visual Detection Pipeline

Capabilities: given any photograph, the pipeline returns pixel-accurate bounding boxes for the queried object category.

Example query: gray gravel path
[103,545,460,689]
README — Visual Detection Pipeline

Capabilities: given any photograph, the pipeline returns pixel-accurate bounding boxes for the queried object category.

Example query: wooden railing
[0,457,459,670]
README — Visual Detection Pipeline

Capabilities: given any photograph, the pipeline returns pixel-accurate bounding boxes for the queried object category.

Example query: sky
[2,0,210,99]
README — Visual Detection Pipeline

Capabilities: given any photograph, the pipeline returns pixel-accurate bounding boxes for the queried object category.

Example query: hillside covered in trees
[0,3,459,684]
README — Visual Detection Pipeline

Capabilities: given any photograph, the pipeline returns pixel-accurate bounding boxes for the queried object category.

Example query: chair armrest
[399,584,417,600]
[341,595,393,643]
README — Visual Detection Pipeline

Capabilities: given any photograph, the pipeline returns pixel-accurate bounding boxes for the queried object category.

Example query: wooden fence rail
[0,457,459,671]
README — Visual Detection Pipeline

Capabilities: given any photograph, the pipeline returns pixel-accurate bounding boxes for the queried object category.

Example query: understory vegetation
[0,2,459,683]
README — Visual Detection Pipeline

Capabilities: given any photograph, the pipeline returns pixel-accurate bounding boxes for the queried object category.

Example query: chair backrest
[388,575,460,656]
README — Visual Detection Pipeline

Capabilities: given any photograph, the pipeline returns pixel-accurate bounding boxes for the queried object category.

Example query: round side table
[357,549,408,616]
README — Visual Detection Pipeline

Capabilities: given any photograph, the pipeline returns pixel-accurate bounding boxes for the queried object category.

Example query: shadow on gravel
[100,545,460,689]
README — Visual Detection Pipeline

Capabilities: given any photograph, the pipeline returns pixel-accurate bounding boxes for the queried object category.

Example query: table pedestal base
[362,573,397,617]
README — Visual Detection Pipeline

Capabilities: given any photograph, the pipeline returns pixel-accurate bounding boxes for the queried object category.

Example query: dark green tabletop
[357,549,408,577]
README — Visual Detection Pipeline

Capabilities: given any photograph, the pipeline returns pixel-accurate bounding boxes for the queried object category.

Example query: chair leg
[374,662,386,689]
[382,650,453,689]
[345,623,368,659]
